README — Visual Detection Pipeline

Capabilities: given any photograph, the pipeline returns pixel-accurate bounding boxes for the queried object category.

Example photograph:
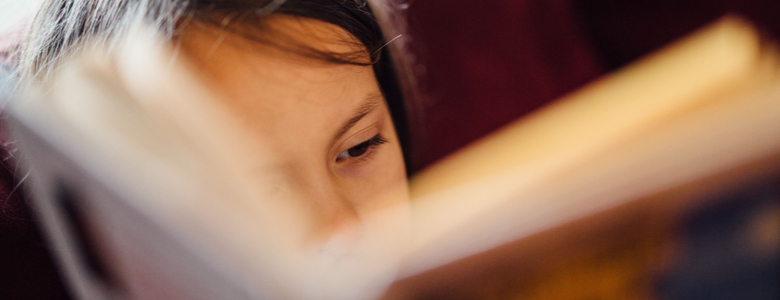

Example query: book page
[402,16,780,278]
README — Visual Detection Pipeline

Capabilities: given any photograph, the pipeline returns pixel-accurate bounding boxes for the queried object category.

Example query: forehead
[177,15,381,143]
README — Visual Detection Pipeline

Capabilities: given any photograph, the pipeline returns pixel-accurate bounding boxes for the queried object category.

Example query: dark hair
[16,0,423,173]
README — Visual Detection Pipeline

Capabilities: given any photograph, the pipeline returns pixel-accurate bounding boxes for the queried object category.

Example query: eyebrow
[333,92,384,141]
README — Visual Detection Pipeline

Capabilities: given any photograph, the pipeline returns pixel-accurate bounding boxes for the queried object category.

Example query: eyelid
[330,110,388,166]
[336,134,387,162]
[333,115,381,150]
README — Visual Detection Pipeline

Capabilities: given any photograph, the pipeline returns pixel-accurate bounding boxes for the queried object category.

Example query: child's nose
[302,178,361,246]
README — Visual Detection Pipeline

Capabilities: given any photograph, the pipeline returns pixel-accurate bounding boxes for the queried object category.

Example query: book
[387,16,780,299]
[3,16,779,299]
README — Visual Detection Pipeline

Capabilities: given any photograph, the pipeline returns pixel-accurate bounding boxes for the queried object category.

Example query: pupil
[348,142,370,157]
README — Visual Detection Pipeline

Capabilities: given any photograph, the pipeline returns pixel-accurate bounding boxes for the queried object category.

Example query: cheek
[339,137,409,211]
[372,141,408,189]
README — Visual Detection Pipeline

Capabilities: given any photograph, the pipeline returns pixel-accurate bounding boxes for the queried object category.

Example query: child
[6,0,421,299]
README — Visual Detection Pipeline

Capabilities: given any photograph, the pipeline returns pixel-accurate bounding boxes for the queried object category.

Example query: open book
[3,16,780,299]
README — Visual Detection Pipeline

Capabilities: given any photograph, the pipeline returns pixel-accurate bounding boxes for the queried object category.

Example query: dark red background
[408,0,780,171]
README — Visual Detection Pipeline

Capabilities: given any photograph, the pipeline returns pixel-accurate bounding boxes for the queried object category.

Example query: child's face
[177,16,409,249]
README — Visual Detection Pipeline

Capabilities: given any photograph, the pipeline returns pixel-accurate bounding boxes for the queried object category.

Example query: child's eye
[337,134,387,161]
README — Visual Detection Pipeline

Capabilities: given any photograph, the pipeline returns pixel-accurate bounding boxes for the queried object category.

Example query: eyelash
[336,134,388,163]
